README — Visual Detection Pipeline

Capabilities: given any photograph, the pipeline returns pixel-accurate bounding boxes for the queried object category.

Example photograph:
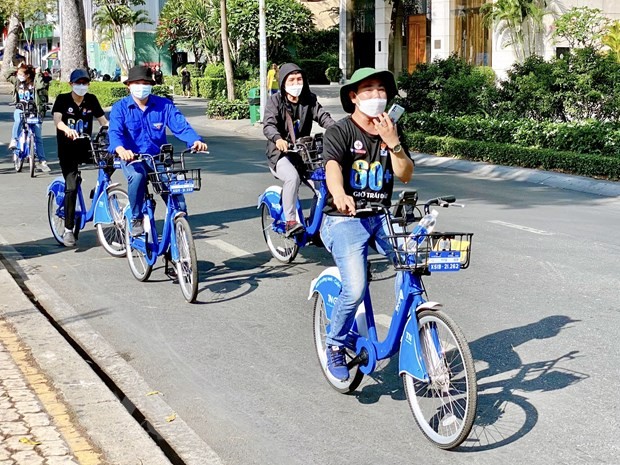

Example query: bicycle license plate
[26,117,40,124]
[169,180,195,194]
[428,250,461,272]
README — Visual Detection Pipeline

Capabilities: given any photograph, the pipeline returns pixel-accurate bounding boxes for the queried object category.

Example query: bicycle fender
[93,192,113,225]
[308,267,341,320]
[46,177,65,207]
[416,301,443,312]
[257,186,283,219]
[399,316,429,382]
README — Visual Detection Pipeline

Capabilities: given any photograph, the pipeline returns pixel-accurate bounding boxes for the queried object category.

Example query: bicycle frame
[258,166,328,247]
[46,159,122,230]
[309,264,438,382]
[13,111,38,161]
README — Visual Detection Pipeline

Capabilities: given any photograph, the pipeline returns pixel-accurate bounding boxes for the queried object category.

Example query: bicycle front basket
[148,169,202,195]
[390,232,473,273]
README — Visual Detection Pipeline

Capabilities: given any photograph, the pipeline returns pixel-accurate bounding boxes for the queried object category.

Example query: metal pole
[258,0,267,123]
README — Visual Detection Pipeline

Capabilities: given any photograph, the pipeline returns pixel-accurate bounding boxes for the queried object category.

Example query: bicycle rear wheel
[174,216,198,302]
[14,151,24,172]
[261,203,298,263]
[28,134,35,178]
[402,309,477,449]
[96,187,129,257]
[312,293,364,393]
[47,191,64,245]
[125,218,153,281]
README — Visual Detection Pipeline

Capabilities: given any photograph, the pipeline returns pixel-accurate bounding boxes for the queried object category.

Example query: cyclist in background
[8,63,51,172]
[52,69,109,247]
[108,65,207,236]
[263,62,336,236]
[320,68,414,381]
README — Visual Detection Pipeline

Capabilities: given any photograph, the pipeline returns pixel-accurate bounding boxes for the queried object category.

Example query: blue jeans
[12,110,46,161]
[121,159,186,220]
[320,214,397,348]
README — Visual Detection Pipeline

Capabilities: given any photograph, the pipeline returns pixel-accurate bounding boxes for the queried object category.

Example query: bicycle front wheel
[14,151,24,172]
[47,192,64,245]
[261,203,298,263]
[125,218,153,281]
[174,216,198,302]
[402,309,477,449]
[96,187,129,257]
[28,134,35,178]
[312,292,364,393]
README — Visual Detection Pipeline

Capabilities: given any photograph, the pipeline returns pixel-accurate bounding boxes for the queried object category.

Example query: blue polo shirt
[108,94,201,155]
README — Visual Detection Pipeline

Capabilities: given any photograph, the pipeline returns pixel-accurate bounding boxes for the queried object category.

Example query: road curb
[0,238,223,465]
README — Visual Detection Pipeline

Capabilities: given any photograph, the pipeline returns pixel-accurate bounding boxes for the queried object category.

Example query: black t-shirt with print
[52,92,105,157]
[322,116,410,215]
[16,81,36,103]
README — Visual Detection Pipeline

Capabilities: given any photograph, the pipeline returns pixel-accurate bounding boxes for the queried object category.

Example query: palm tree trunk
[220,0,236,100]
[1,13,21,81]
[60,0,88,81]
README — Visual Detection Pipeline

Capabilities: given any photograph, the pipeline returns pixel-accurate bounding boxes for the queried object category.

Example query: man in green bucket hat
[320,67,414,381]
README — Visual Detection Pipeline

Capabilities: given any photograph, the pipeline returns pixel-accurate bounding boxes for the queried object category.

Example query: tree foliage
[552,7,611,50]
[603,20,620,62]
[93,0,152,74]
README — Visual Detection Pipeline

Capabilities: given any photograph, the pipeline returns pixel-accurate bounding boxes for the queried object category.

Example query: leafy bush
[204,63,226,79]
[298,59,329,84]
[49,81,128,107]
[325,66,342,82]
[404,132,620,180]
[236,78,260,99]
[206,98,250,119]
[297,27,339,58]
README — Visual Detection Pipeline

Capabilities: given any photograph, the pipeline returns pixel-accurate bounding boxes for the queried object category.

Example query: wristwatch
[390,144,403,154]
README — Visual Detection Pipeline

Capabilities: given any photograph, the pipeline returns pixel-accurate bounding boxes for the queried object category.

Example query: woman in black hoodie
[263,63,336,236]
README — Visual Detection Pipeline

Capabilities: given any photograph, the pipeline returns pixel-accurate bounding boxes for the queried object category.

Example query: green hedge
[297,59,329,84]
[404,132,620,180]
[206,98,249,120]
[49,81,128,107]
[164,76,226,99]
[402,112,620,158]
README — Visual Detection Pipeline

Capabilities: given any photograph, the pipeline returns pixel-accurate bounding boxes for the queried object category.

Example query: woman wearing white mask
[52,68,109,246]
[263,62,336,236]
[319,68,414,382]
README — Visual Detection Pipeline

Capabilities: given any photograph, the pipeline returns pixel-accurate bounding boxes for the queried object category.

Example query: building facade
[339,0,620,80]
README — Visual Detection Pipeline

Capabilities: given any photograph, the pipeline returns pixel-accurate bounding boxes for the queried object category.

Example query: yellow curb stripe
[0,319,104,465]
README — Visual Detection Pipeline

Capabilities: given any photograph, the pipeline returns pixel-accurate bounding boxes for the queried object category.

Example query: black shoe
[130,219,144,236]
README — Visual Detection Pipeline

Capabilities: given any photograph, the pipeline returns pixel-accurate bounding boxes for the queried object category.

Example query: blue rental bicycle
[11,101,41,177]
[124,146,203,303]
[47,127,129,256]
[258,134,326,263]
[310,193,477,449]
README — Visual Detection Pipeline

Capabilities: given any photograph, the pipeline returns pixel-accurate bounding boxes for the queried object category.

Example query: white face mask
[357,97,387,118]
[285,84,303,98]
[129,84,152,100]
[17,75,26,82]
[72,84,89,97]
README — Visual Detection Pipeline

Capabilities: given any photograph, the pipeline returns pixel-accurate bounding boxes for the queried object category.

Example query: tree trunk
[60,0,88,81]
[220,0,236,100]
[1,13,21,81]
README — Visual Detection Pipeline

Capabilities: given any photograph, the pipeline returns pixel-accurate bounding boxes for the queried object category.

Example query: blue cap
[69,69,90,83]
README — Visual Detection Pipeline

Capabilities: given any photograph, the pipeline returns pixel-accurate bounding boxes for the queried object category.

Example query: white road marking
[488,220,553,236]
[375,314,391,328]
[205,239,250,258]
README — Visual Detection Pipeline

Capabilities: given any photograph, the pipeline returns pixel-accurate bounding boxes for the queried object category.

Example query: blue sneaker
[326,345,349,381]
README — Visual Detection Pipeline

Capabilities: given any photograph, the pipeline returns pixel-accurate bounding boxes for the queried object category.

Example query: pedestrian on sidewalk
[181,67,191,98]
[7,63,51,172]
[52,69,109,247]
[263,62,336,236]
[266,63,279,95]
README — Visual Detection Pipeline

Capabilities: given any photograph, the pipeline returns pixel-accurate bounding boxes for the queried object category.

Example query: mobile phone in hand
[387,104,405,123]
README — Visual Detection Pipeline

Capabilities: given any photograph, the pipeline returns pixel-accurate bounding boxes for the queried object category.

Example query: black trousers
[58,153,82,230]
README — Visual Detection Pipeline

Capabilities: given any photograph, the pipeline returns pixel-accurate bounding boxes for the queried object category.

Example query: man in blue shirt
[108,65,208,235]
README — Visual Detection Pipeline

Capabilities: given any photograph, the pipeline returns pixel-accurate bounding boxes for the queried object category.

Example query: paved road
[0,92,619,465]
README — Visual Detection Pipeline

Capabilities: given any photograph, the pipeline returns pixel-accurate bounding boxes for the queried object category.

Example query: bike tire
[96,187,129,257]
[260,203,298,263]
[14,151,24,172]
[125,218,153,281]
[47,192,65,245]
[402,309,477,449]
[312,292,364,393]
[174,216,198,302]
[28,134,35,178]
